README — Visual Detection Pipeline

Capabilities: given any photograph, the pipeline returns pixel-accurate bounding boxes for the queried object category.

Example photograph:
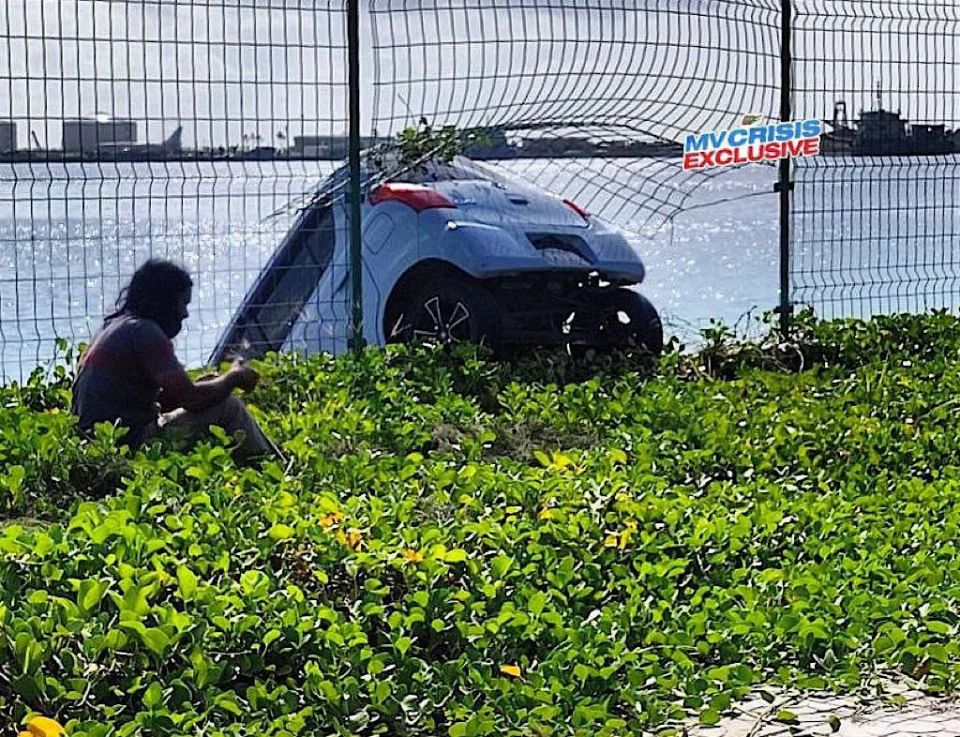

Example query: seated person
[71,259,283,461]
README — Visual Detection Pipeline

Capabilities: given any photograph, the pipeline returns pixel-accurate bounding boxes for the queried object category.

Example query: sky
[1,0,958,150]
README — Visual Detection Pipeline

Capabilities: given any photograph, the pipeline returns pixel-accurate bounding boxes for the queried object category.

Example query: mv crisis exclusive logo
[683,115,823,171]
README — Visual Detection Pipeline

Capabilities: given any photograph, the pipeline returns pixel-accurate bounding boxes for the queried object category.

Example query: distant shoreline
[0,148,684,164]
[3,146,959,165]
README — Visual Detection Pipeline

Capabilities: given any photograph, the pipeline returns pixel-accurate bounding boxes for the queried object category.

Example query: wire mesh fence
[369,0,782,235]
[790,0,960,320]
[2,1,960,383]
[0,0,352,382]
[4,2,960,731]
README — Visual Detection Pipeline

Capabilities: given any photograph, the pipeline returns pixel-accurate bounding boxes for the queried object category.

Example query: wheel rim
[408,295,473,346]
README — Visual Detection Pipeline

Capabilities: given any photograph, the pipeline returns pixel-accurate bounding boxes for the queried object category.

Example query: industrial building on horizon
[0,122,16,153]
[62,118,138,153]
[293,135,381,158]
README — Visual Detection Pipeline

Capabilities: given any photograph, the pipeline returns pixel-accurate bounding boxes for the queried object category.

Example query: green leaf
[78,579,107,612]
[268,523,295,541]
[699,708,721,726]
[177,565,198,600]
[241,570,269,597]
[374,681,391,703]
[528,591,547,616]
[827,714,841,732]
[775,710,798,724]
[119,585,151,618]
[4,465,25,493]
[215,692,244,716]
[190,648,211,688]
[395,636,412,656]
[490,554,512,578]
[143,681,164,710]
[139,627,170,657]
[608,448,628,464]
[319,680,339,702]
[533,450,552,468]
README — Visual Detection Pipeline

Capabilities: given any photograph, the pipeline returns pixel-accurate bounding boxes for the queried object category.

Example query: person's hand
[230,359,260,392]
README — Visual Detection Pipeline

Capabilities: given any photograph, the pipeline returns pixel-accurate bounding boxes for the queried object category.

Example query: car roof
[315,154,510,201]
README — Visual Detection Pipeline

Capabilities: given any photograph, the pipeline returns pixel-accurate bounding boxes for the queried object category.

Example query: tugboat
[822,85,958,156]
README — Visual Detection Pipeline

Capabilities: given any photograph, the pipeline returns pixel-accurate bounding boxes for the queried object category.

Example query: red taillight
[563,198,590,221]
[369,183,457,212]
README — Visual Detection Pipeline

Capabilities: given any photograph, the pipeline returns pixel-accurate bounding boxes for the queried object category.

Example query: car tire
[573,289,664,356]
[389,276,502,352]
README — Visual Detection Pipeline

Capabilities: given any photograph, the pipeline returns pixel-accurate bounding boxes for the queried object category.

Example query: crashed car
[210,156,662,364]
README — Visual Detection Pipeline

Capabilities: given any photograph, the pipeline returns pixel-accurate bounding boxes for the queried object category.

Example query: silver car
[211,156,662,363]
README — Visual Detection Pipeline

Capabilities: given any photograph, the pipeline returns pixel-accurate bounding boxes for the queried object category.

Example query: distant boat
[822,89,958,156]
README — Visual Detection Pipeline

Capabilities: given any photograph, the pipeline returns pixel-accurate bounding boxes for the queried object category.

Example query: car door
[210,202,336,363]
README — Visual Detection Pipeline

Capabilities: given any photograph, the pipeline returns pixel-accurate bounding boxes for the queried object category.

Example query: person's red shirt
[71,313,182,446]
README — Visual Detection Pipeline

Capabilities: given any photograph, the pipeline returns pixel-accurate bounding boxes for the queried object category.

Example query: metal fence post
[777,0,793,337]
[347,0,365,353]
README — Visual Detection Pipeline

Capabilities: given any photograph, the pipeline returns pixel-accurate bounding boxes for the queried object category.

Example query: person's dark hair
[108,259,193,337]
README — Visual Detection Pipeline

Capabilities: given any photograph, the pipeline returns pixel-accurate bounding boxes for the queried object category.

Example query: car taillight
[369,183,457,212]
[563,198,590,221]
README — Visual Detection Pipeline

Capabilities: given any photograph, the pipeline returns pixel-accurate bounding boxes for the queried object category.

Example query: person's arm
[156,365,242,413]
[135,320,257,413]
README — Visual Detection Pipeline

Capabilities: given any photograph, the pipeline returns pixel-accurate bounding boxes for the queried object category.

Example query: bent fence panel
[370,0,781,236]
[2,1,960,382]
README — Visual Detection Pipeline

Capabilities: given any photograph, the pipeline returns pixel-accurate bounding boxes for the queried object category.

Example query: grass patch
[2,310,960,735]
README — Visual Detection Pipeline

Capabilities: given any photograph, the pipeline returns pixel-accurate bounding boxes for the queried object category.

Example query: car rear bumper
[421,218,646,283]
[469,257,645,283]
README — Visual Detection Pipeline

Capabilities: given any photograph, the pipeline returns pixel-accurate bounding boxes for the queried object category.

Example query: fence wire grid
[791,0,960,320]
[370,0,781,234]
[1,1,959,382]
[0,1,352,381]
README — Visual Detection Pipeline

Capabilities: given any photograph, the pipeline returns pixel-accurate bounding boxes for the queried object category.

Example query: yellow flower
[24,717,66,737]
[336,528,363,550]
[538,508,554,521]
[499,664,522,678]
[319,511,344,528]
[401,548,424,564]
[603,534,619,548]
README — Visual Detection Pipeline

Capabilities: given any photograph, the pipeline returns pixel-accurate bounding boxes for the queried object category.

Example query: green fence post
[777,0,793,338]
[347,0,365,353]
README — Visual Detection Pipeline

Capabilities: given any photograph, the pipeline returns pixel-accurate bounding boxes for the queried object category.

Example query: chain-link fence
[2,1,959,382]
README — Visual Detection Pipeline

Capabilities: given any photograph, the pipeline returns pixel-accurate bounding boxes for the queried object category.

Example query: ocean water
[2,156,959,381]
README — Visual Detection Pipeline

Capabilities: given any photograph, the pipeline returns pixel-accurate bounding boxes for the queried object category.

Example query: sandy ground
[685,685,960,737]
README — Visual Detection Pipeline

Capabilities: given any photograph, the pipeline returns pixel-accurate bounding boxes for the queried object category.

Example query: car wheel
[389,277,502,351]
[572,289,663,356]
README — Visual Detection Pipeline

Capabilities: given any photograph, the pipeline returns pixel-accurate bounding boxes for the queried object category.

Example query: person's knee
[217,394,261,438]
[218,394,246,420]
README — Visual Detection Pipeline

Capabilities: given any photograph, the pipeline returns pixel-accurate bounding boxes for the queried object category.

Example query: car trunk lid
[428,180,588,230]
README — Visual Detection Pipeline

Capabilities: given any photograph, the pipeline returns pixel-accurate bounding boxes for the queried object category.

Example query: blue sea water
[2,156,959,381]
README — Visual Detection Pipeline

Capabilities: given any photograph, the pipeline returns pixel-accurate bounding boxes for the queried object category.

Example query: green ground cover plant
[3,311,960,736]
